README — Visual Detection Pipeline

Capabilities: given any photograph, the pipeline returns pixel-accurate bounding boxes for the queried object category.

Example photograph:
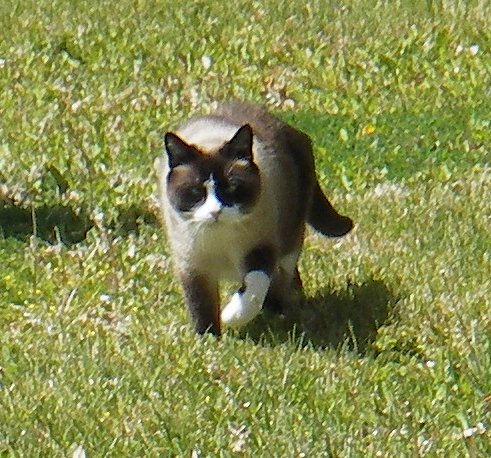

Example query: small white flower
[283,98,296,109]
[71,100,83,112]
[201,55,213,70]
[463,422,486,438]
[127,243,136,258]
[0,58,6,67]
[419,438,433,453]
[469,44,479,56]
[189,87,200,107]
[100,294,112,303]
[425,360,436,369]
[64,190,82,203]
[229,424,249,453]
[455,44,464,55]
[191,449,202,458]
[91,208,104,224]
[72,445,86,458]
[231,437,246,453]
[453,66,460,74]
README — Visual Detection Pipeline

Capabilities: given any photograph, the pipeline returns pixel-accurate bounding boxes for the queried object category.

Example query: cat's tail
[307,181,353,237]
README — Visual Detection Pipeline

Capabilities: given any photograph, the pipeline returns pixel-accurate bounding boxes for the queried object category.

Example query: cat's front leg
[180,272,220,336]
[221,244,275,328]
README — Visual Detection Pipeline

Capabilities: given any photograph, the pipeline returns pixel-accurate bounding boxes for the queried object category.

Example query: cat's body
[157,103,353,336]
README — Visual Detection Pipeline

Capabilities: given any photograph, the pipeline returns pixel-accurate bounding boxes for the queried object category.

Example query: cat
[156,102,353,336]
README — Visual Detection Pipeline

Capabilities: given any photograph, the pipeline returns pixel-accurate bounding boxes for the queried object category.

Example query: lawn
[0,0,490,456]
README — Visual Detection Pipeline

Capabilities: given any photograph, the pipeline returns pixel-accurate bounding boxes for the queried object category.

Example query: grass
[0,0,490,456]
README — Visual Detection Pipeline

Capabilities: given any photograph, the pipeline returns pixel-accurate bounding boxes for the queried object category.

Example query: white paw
[221,270,270,328]
[221,292,262,327]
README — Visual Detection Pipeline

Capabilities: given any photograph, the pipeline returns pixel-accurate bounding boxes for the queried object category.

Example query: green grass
[1,0,490,456]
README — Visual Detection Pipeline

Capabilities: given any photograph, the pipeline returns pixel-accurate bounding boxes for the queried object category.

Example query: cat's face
[164,125,261,224]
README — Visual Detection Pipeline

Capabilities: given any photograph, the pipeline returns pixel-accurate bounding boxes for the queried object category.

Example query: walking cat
[156,103,353,336]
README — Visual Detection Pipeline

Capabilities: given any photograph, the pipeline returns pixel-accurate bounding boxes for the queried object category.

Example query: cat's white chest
[194,223,249,281]
[168,216,252,281]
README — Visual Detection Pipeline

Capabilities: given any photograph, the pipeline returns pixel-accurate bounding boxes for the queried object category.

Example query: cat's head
[164,124,261,224]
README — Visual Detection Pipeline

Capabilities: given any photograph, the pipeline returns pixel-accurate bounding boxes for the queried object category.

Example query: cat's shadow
[0,203,157,244]
[241,279,397,353]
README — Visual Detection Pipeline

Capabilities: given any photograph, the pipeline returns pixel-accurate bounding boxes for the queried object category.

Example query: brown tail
[308,181,353,237]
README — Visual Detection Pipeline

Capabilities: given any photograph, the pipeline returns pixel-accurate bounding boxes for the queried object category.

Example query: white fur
[221,270,270,327]
[193,178,222,222]
[192,177,242,223]
[178,119,241,152]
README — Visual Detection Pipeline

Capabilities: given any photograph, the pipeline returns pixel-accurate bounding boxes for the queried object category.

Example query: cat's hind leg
[263,253,303,315]
[221,244,276,328]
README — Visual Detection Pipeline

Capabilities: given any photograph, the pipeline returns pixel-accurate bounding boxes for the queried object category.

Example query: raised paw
[221,270,270,328]
[221,291,262,327]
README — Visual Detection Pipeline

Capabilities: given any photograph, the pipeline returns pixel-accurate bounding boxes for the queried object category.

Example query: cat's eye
[186,185,205,202]
[227,180,242,194]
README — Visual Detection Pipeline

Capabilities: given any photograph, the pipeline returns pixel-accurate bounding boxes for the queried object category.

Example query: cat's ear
[220,124,254,162]
[164,132,200,168]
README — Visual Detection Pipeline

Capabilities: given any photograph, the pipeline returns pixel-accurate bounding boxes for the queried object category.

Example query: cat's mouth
[191,204,243,224]
[193,211,222,224]
[210,210,222,222]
